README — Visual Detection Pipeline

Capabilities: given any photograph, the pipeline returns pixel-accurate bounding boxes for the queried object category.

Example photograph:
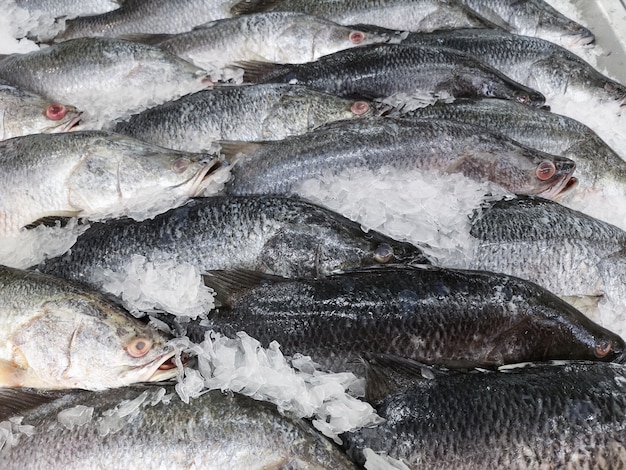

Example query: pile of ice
[0,417,35,456]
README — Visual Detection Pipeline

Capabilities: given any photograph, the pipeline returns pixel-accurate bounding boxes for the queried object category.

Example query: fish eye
[374,243,394,263]
[536,161,556,181]
[351,101,370,115]
[594,339,613,358]
[172,157,190,174]
[349,31,365,44]
[515,94,530,104]
[126,337,153,358]
[45,104,67,121]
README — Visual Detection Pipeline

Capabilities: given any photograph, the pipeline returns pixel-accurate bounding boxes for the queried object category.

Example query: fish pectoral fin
[463,6,511,30]
[218,140,264,165]
[230,0,277,16]
[0,387,72,422]
[0,359,27,388]
[202,269,287,307]
[23,212,82,230]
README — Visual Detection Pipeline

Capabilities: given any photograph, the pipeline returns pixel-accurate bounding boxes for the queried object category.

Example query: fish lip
[185,158,223,196]
[60,111,83,132]
[568,32,595,46]
[140,348,180,383]
[536,159,577,200]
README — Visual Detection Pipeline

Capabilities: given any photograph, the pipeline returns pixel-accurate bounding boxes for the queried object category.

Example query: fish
[402,98,626,192]
[0,266,176,390]
[0,80,81,141]
[153,12,390,74]
[220,118,576,199]
[0,385,357,469]
[37,196,430,290]
[241,43,546,106]
[341,356,626,468]
[190,266,626,375]
[0,130,221,236]
[113,84,374,152]
[13,0,121,19]
[401,29,626,106]
[230,0,497,32]
[0,37,211,123]
[55,0,232,41]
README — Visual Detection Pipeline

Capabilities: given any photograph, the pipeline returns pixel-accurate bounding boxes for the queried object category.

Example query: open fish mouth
[568,32,595,47]
[187,158,230,196]
[143,349,180,382]
[42,111,83,133]
[539,175,578,200]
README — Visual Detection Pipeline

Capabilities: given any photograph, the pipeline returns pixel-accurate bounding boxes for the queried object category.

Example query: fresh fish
[402,98,626,192]
[0,385,357,469]
[342,357,626,468]
[242,43,545,106]
[0,266,176,390]
[190,266,626,375]
[460,0,595,46]
[230,0,496,32]
[221,118,576,199]
[154,12,389,74]
[0,131,220,236]
[13,0,121,19]
[37,196,430,287]
[402,29,626,105]
[56,0,232,41]
[113,84,374,152]
[0,37,210,122]
[0,80,81,140]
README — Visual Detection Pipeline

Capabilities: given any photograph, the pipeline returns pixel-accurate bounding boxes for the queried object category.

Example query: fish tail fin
[230,0,279,16]
[237,60,290,83]
[202,269,286,307]
[218,141,265,164]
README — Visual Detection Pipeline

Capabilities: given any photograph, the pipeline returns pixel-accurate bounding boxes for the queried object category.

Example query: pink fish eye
[594,339,612,358]
[45,104,67,120]
[349,31,365,44]
[172,157,190,173]
[351,101,370,115]
[536,161,556,181]
[126,337,153,358]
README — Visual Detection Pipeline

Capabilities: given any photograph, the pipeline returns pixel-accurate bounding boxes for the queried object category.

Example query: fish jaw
[119,347,179,386]
[535,158,577,200]
[186,158,231,196]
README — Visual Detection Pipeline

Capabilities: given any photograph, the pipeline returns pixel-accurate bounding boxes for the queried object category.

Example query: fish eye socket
[536,161,556,181]
[172,158,190,174]
[126,337,153,358]
[351,101,370,115]
[594,339,612,358]
[374,243,394,263]
[349,31,365,44]
[515,94,530,104]
[45,104,67,121]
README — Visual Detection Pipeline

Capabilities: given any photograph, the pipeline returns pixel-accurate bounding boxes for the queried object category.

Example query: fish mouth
[43,110,83,133]
[186,158,226,196]
[538,175,578,200]
[568,32,595,47]
[143,349,180,383]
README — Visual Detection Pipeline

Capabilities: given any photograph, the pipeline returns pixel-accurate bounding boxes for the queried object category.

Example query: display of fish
[55,0,232,41]
[241,43,546,105]
[0,131,220,236]
[0,37,210,122]
[342,356,626,468]
[0,80,81,140]
[402,98,626,192]
[113,84,373,152]
[154,12,389,74]
[0,385,357,469]
[221,117,576,199]
[0,266,176,390]
[191,266,626,374]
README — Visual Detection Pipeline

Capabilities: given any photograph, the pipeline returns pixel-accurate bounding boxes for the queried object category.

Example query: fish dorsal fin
[230,0,279,16]
[362,353,443,404]
[0,387,74,421]
[23,213,82,230]
[202,269,288,307]
[218,141,264,165]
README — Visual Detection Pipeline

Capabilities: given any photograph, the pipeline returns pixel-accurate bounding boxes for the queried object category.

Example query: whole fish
[56,0,232,41]
[191,266,626,375]
[0,266,176,390]
[0,131,220,236]
[403,98,626,192]
[230,0,496,32]
[0,385,357,469]
[242,43,546,106]
[0,37,210,122]
[38,196,430,288]
[0,80,81,141]
[221,118,576,199]
[13,0,121,19]
[342,357,626,468]
[113,84,374,152]
[402,29,626,106]
[155,12,390,74]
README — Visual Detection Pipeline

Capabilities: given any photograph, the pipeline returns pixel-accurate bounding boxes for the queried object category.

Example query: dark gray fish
[401,29,626,105]
[38,196,429,288]
[342,357,626,468]
[0,385,357,469]
[113,84,374,152]
[190,266,626,375]
[241,43,545,106]
[221,118,576,199]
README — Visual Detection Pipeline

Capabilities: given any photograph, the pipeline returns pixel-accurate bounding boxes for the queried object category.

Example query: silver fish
[14,0,121,19]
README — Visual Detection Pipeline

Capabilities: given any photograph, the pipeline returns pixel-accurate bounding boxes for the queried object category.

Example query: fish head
[530,155,577,200]
[533,14,595,47]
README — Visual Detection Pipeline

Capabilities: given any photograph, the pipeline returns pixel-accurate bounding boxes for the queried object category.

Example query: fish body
[0,385,357,469]
[38,195,429,286]
[197,266,625,374]
[222,118,575,199]
[0,80,81,140]
[13,0,121,19]
[342,360,626,468]
[114,84,374,152]
[243,43,545,106]
[0,131,219,236]
[0,266,176,390]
